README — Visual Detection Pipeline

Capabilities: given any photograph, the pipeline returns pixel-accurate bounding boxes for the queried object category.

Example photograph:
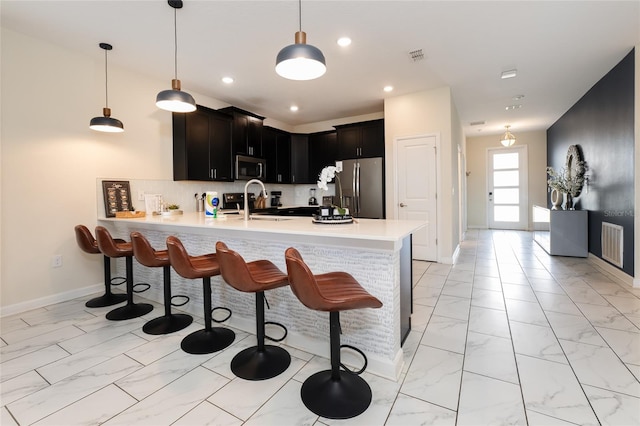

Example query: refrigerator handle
[356,162,361,214]
[352,162,357,210]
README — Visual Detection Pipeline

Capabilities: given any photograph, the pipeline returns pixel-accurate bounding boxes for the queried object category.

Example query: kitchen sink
[236,215,292,221]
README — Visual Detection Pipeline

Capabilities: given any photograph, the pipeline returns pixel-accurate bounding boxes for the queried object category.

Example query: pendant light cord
[104,47,109,108]
[174,7,178,80]
[298,0,302,32]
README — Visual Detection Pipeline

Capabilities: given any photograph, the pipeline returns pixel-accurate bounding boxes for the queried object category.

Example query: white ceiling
[2,1,638,136]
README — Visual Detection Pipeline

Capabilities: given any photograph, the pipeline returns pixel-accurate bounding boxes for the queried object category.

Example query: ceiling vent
[470,121,486,126]
[408,49,425,62]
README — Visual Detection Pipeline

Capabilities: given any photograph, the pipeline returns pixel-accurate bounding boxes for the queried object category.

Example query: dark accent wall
[547,49,635,276]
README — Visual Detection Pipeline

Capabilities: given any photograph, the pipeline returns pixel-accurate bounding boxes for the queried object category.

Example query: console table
[533,206,588,257]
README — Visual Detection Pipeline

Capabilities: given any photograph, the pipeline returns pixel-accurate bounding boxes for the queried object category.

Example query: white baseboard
[0,283,103,318]
[588,254,636,288]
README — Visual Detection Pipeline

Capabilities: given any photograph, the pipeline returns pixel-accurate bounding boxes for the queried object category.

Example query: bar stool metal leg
[106,256,154,320]
[85,256,127,308]
[300,312,373,419]
[142,265,193,335]
[231,291,291,380]
[180,277,235,354]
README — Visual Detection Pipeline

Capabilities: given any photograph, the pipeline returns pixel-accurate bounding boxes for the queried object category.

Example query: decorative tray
[115,211,146,218]
[153,210,183,216]
[312,214,354,224]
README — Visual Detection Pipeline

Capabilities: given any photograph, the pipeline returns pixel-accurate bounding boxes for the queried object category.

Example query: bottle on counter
[205,191,219,217]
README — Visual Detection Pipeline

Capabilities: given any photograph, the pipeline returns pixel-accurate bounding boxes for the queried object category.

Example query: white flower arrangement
[317,165,347,215]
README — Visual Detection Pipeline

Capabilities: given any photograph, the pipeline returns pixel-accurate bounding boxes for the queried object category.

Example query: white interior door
[488,146,528,230]
[397,136,437,261]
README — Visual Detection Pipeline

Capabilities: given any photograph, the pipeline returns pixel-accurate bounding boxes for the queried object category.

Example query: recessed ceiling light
[337,37,351,47]
[290,105,299,112]
[222,76,234,84]
[505,104,522,111]
[512,94,525,101]
[501,69,517,79]
[383,86,394,92]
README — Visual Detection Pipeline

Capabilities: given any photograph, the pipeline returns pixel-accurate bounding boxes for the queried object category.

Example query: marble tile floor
[2,229,640,425]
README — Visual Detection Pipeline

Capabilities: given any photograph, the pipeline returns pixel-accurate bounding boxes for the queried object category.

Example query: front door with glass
[488,146,528,230]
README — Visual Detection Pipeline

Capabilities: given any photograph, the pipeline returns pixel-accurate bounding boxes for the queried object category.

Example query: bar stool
[166,236,235,354]
[215,241,291,380]
[131,232,193,335]
[74,225,128,308]
[95,226,154,320]
[285,247,383,420]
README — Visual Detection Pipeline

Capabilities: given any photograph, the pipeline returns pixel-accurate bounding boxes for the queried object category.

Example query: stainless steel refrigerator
[340,157,384,219]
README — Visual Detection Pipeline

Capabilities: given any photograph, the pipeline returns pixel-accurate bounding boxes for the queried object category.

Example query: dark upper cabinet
[218,106,264,158]
[263,126,291,183]
[173,105,233,181]
[308,130,338,182]
[335,119,385,160]
[290,133,310,184]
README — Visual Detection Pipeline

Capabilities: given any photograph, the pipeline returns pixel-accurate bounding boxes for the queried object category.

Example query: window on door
[488,146,528,230]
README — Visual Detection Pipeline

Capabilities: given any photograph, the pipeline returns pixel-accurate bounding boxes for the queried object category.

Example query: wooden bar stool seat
[216,241,291,380]
[131,232,193,335]
[285,247,382,420]
[74,225,127,308]
[95,226,154,320]
[166,236,235,354]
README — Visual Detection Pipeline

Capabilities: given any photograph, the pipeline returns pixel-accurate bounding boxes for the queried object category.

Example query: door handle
[400,202,407,207]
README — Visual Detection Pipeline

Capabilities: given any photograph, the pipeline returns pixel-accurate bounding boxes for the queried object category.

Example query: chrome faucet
[244,179,266,222]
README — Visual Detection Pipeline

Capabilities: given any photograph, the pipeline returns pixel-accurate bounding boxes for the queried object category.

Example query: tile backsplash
[96,178,334,216]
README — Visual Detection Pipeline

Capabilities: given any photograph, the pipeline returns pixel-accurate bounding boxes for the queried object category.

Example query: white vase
[550,188,562,210]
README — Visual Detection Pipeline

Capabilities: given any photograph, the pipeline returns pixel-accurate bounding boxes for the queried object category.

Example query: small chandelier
[500,125,516,147]
[275,0,326,80]
[90,43,124,133]
[156,0,196,113]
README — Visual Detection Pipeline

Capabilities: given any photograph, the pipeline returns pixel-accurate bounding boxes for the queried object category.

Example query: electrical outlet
[138,190,145,201]
[51,255,63,268]
[335,161,343,172]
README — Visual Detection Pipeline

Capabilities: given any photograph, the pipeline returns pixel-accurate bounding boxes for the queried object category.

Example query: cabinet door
[336,126,360,160]
[309,131,337,182]
[291,134,309,184]
[262,127,278,183]
[276,132,291,183]
[185,110,213,181]
[360,120,385,158]
[209,114,233,181]
[247,117,263,158]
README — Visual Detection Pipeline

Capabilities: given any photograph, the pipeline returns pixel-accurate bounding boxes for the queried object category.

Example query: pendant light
[90,43,124,133]
[275,0,326,80]
[156,0,196,113]
[500,125,516,147]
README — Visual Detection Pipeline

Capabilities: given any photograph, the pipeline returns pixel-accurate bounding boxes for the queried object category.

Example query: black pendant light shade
[275,0,326,80]
[156,0,196,113]
[90,43,124,133]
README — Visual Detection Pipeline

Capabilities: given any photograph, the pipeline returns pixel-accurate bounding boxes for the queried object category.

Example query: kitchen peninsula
[98,212,425,380]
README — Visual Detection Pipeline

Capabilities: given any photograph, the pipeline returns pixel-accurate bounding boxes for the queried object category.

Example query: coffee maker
[270,190,282,207]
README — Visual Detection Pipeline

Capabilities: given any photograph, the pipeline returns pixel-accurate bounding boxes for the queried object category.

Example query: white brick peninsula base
[99,213,424,380]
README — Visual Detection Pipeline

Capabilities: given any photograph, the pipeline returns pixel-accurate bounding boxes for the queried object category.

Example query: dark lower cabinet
[308,130,338,182]
[263,126,291,183]
[173,105,233,181]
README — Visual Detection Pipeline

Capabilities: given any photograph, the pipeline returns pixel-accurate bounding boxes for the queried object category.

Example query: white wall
[383,87,461,263]
[0,28,229,311]
[465,130,547,230]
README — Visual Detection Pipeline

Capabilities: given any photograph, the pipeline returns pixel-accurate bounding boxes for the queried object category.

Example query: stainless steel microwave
[235,155,265,180]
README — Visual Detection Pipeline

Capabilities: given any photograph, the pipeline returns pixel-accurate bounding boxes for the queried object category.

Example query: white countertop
[99,212,426,251]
